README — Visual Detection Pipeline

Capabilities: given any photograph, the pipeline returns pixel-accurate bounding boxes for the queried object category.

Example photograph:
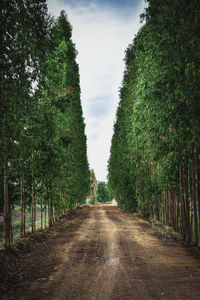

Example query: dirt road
[4,205,200,299]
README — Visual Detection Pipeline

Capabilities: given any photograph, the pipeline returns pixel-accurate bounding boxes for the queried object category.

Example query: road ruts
[15,205,200,300]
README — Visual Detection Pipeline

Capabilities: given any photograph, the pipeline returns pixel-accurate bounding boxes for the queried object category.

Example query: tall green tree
[0,0,48,247]
[0,6,90,246]
[90,169,97,204]
[49,11,90,209]
[96,182,110,203]
[109,0,200,245]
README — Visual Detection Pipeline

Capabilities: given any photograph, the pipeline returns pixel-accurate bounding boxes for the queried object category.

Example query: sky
[47,0,147,182]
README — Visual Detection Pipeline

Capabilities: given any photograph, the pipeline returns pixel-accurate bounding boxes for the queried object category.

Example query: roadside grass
[151,219,181,241]
[0,208,49,248]
[12,204,41,213]
[151,211,200,243]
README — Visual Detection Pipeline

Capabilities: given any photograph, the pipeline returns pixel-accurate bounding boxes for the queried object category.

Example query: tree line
[89,170,112,204]
[108,0,200,245]
[1,0,90,247]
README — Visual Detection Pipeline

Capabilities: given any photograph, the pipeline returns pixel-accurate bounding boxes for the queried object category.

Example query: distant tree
[89,169,97,204]
[96,182,110,203]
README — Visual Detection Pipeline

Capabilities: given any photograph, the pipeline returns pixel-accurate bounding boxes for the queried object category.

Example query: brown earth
[1,204,200,300]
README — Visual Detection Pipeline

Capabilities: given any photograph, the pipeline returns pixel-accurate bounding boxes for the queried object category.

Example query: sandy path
[13,205,200,300]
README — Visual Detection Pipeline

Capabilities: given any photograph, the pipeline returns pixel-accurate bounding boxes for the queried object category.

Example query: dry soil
[1,205,200,300]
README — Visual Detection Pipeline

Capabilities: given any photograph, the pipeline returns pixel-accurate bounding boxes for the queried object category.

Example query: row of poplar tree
[108,0,200,246]
[1,0,90,247]
[89,170,111,204]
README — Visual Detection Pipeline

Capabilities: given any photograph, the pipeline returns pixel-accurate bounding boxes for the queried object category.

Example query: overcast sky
[47,0,146,182]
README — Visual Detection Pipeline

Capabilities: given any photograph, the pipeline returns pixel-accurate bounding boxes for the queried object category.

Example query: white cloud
[47,0,146,181]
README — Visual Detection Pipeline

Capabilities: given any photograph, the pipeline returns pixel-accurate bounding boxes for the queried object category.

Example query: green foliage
[89,169,97,204]
[96,182,110,203]
[108,42,137,212]
[108,0,200,229]
[38,10,90,209]
[0,3,90,242]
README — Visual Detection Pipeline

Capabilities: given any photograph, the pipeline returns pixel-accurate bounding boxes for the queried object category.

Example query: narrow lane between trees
[2,205,200,300]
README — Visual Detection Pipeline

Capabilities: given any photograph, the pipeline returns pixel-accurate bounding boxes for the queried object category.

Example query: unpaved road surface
[2,205,200,299]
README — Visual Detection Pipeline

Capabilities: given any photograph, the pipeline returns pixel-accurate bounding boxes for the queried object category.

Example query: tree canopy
[96,182,110,203]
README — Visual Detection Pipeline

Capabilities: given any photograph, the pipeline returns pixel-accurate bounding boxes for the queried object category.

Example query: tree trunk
[49,181,54,227]
[3,150,11,248]
[166,190,169,226]
[20,175,25,238]
[161,191,165,223]
[176,196,180,232]
[9,202,13,245]
[173,193,177,231]
[191,144,199,246]
[44,201,47,229]
[170,190,176,230]
[23,182,26,236]
[41,198,43,230]
[174,192,177,230]
[45,181,49,229]
[195,150,200,239]
[190,201,193,242]
[157,195,160,221]
[184,166,191,243]
[180,165,186,239]
[31,174,35,233]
